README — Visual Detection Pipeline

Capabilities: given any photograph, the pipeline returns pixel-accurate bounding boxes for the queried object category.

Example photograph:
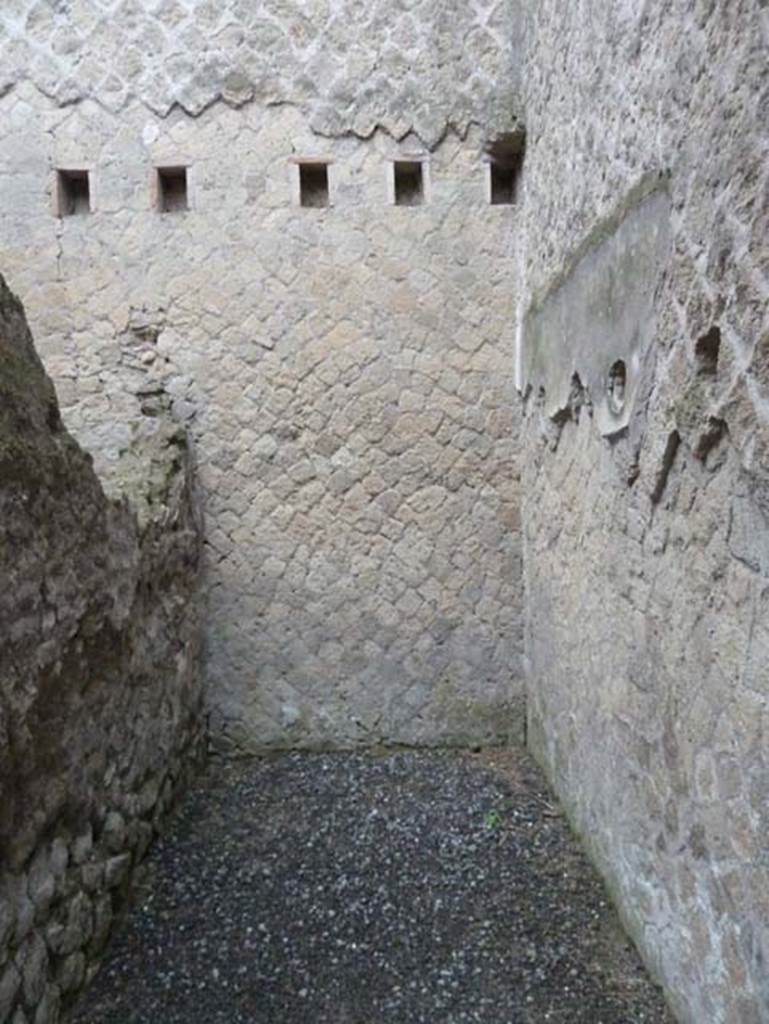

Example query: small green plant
[483,808,502,830]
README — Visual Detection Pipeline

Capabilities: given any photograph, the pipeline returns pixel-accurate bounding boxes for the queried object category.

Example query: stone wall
[0,0,523,140]
[0,2,525,752]
[0,274,204,1024]
[1,1,767,1021]
[519,3,769,1022]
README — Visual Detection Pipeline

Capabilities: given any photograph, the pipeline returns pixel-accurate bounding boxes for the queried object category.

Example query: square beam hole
[57,170,90,217]
[487,132,525,206]
[157,166,188,213]
[394,161,424,206]
[490,161,521,205]
[299,162,329,207]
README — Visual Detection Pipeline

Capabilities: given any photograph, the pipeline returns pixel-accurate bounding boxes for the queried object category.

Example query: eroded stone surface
[0,274,204,1023]
[522,185,672,437]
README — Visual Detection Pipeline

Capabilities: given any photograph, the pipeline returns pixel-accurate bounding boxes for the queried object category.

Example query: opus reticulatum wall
[0,1,526,752]
[2,1,768,1022]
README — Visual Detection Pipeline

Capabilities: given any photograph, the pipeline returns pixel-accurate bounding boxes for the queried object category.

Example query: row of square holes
[56,157,523,216]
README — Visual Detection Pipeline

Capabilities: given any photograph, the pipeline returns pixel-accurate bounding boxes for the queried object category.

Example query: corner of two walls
[7,0,769,1021]
[517,3,769,1022]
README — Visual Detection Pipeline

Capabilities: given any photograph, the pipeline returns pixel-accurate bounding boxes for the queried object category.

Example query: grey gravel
[69,749,674,1023]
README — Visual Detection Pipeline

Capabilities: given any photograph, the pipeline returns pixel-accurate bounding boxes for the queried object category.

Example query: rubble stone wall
[0,275,204,1024]
[519,3,769,1022]
[0,1,525,752]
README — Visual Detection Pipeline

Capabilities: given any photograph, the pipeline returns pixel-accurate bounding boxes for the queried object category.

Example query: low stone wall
[0,275,204,1024]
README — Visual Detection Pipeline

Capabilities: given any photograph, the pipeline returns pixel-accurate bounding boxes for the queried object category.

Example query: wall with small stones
[0,0,524,142]
[518,3,769,1022]
[0,2,525,753]
[0,274,204,1024]
[3,1,769,1021]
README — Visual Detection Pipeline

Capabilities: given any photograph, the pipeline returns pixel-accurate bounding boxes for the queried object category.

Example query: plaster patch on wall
[522,187,671,436]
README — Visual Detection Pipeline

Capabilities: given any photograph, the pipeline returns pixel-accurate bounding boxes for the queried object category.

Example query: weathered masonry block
[0,275,205,1023]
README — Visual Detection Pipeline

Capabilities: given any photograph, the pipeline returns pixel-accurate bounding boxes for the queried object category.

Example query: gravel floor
[70,748,674,1024]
